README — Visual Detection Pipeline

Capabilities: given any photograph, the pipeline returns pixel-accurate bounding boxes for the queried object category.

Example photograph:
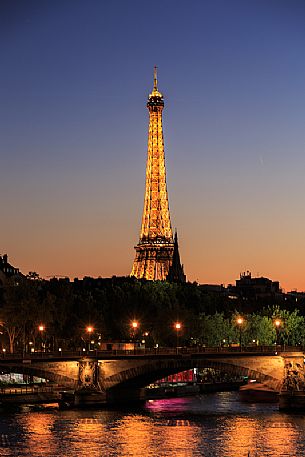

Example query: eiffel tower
[131,68,185,282]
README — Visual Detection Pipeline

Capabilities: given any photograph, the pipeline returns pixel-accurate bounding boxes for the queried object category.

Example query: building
[230,271,282,301]
[167,231,186,283]
[0,254,22,286]
[131,68,185,282]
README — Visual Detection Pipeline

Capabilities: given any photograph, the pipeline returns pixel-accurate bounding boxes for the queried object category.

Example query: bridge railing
[0,345,302,360]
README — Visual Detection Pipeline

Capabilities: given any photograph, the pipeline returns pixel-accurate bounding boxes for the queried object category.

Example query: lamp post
[274,319,281,346]
[38,324,45,352]
[142,331,149,349]
[131,321,138,352]
[236,317,244,352]
[175,322,182,353]
[86,326,93,351]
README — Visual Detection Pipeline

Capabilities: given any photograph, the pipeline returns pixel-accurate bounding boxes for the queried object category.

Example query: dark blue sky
[1,0,305,289]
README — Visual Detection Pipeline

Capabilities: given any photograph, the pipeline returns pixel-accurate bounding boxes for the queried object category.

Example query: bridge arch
[0,362,77,388]
[104,358,282,393]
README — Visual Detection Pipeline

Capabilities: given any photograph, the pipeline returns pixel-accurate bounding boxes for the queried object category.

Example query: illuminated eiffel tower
[131,68,185,282]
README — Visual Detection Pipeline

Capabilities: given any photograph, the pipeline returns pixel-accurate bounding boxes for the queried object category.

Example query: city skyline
[1,1,305,290]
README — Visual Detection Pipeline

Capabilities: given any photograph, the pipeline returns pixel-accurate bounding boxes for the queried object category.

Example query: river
[0,392,304,456]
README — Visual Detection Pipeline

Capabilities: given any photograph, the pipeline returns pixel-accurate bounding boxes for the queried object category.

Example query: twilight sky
[1,0,305,290]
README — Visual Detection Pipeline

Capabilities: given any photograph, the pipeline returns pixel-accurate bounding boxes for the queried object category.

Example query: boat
[239,381,278,403]
[145,383,200,399]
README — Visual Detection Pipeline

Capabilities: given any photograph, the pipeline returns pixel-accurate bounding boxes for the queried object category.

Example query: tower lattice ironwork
[131,68,185,281]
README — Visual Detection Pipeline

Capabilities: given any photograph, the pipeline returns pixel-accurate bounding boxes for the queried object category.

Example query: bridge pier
[74,358,107,407]
[77,358,100,389]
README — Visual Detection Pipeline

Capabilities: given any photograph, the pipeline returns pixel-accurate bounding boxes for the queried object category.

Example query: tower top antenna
[154,66,158,90]
[149,66,163,99]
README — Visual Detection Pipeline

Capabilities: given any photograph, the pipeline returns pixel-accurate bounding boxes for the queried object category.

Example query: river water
[0,392,304,456]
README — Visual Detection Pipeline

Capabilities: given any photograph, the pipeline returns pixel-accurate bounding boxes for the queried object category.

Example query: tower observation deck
[131,68,185,282]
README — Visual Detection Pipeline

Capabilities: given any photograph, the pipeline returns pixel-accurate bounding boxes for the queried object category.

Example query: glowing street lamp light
[131,321,139,337]
[131,321,139,349]
[274,319,281,345]
[174,322,182,352]
[237,317,243,326]
[86,326,94,351]
[38,324,45,352]
[236,317,244,351]
[28,341,34,353]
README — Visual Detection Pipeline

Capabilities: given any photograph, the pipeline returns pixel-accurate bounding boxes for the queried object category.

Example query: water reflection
[257,415,298,456]
[223,413,303,456]
[224,417,260,457]
[72,416,106,456]
[115,415,154,456]
[16,412,57,456]
[0,394,304,456]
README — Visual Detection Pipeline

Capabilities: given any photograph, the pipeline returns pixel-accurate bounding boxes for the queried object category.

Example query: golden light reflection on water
[17,411,57,456]
[223,414,301,457]
[156,420,202,457]
[257,416,298,456]
[70,417,107,456]
[224,416,260,457]
[114,414,155,456]
[115,415,202,457]
[4,395,305,457]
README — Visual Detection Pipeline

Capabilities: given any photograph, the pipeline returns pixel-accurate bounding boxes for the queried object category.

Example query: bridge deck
[0,346,301,363]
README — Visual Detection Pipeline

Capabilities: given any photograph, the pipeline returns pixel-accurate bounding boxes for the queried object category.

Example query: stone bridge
[0,348,303,403]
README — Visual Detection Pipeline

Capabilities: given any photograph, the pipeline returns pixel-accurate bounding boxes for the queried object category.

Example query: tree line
[0,276,304,353]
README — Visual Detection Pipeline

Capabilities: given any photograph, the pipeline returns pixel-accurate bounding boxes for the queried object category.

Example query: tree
[198,313,234,346]
[243,314,275,345]
[0,279,40,353]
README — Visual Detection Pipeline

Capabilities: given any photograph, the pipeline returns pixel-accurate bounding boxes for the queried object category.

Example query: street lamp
[131,321,138,330]
[142,331,149,348]
[274,319,281,346]
[236,317,244,351]
[86,326,94,351]
[174,322,182,353]
[38,324,45,352]
[131,321,139,351]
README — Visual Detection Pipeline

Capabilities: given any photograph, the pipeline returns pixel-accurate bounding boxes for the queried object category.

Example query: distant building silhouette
[0,254,23,286]
[167,232,186,283]
[229,271,282,301]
